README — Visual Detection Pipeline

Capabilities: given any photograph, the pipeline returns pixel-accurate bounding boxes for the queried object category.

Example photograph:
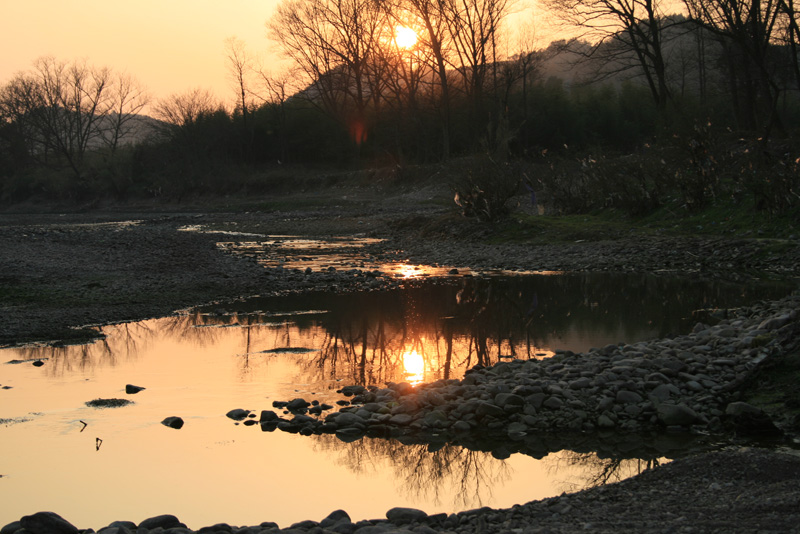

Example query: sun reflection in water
[403,349,425,385]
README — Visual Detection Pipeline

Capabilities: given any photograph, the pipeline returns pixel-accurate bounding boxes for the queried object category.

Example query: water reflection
[550,452,662,493]
[10,273,794,387]
[1,272,792,528]
[312,434,512,508]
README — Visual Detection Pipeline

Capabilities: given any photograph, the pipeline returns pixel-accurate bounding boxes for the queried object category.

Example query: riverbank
[2,190,800,533]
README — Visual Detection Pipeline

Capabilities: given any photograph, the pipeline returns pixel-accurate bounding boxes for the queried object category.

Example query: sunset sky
[0,0,282,105]
[0,0,551,109]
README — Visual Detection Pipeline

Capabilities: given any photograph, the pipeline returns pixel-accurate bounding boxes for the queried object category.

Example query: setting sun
[394,26,418,49]
[403,349,425,384]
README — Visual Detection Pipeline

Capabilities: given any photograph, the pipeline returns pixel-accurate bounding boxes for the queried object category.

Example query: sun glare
[394,26,418,49]
[403,349,425,384]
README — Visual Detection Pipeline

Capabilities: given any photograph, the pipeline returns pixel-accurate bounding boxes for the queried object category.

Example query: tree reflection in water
[311,433,512,508]
[547,451,663,493]
[13,272,792,387]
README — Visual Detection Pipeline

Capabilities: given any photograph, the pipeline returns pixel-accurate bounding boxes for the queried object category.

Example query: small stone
[125,384,145,394]
[161,416,184,429]
[226,408,250,421]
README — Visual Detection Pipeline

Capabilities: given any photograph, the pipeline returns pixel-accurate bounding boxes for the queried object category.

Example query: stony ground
[1,184,799,534]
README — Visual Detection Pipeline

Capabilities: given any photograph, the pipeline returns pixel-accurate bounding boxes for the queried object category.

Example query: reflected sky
[0,273,793,529]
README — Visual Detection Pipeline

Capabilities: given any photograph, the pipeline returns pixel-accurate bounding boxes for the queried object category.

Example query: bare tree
[100,72,149,154]
[0,57,149,177]
[253,68,297,163]
[545,0,677,110]
[390,0,456,159]
[224,36,253,128]
[268,0,389,147]
[153,88,220,130]
[682,0,787,134]
[152,88,224,157]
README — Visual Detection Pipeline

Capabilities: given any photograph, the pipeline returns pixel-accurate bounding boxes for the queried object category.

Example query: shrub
[450,155,521,222]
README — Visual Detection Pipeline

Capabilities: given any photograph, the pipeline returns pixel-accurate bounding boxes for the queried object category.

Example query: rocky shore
[2,200,800,534]
[235,293,799,454]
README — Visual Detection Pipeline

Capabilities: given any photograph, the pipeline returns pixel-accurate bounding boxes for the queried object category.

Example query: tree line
[0,0,799,209]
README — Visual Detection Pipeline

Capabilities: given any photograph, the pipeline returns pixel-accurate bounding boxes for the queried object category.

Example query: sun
[403,349,425,384]
[394,26,418,49]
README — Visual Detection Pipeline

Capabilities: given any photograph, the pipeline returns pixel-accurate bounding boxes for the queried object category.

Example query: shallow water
[0,273,793,530]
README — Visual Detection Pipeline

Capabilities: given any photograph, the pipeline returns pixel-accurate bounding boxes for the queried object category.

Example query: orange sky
[0,0,282,105]
[1,1,553,109]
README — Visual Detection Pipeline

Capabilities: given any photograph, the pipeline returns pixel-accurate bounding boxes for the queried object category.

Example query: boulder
[657,403,701,426]
[20,512,78,534]
[320,510,351,528]
[286,398,311,413]
[138,514,183,530]
[386,507,428,524]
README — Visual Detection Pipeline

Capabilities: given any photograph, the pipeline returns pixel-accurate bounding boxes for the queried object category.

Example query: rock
[290,519,320,529]
[161,416,184,429]
[542,396,564,410]
[225,408,250,421]
[138,514,183,530]
[649,383,680,403]
[340,385,367,396]
[85,398,133,408]
[197,523,233,534]
[125,384,145,394]
[616,390,643,404]
[569,377,592,389]
[494,393,524,408]
[726,402,783,436]
[758,311,796,330]
[597,414,616,428]
[333,411,367,428]
[386,507,428,524]
[0,521,21,534]
[389,414,414,425]
[657,403,701,426]
[20,512,79,534]
[475,401,505,419]
[105,520,137,531]
[260,410,279,423]
[320,509,351,528]
[286,398,311,413]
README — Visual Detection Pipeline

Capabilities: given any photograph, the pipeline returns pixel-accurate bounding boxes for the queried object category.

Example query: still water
[0,273,792,530]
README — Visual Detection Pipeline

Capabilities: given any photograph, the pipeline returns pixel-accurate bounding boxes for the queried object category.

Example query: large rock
[138,514,183,530]
[20,512,78,534]
[657,403,701,426]
[726,402,783,436]
[286,398,311,413]
[386,507,428,524]
[320,509,351,528]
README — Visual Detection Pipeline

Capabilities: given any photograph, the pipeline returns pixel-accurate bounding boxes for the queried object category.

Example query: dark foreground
[1,196,800,533]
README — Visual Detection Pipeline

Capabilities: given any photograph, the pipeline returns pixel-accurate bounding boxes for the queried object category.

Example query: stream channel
[0,261,795,530]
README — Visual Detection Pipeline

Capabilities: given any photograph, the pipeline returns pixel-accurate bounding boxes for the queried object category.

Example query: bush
[450,155,521,222]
